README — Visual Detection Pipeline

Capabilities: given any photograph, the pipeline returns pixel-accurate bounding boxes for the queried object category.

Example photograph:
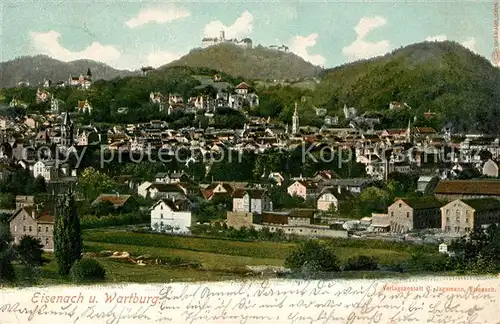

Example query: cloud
[204,11,253,39]
[30,31,122,65]
[147,50,182,68]
[288,33,326,67]
[126,6,190,28]
[29,30,186,70]
[425,34,477,52]
[354,17,387,39]
[342,16,391,61]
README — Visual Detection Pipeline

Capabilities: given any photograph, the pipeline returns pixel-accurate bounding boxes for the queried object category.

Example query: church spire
[292,102,299,136]
[406,118,412,143]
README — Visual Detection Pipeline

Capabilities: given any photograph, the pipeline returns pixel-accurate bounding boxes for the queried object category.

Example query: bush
[343,255,379,271]
[407,252,451,272]
[16,235,49,267]
[285,239,341,273]
[69,258,106,283]
[80,212,149,229]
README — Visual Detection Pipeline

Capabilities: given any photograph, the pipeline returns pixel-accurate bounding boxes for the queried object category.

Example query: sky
[1,0,498,71]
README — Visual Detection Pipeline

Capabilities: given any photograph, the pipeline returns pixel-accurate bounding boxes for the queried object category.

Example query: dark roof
[460,198,500,212]
[8,207,54,224]
[399,198,443,210]
[232,188,246,198]
[435,180,500,196]
[149,183,184,193]
[246,189,267,199]
[319,187,353,200]
[288,208,317,218]
[151,198,191,212]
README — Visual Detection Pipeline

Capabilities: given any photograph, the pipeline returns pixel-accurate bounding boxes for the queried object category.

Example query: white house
[150,199,192,234]
[232,189,271,214]
[33,160,58,182]
[137,181,153,198]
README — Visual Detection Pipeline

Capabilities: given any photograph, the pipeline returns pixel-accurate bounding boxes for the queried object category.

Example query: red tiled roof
[92,194,131,207]
[235,82,250,89]
[414,127,437,134]
[435,180,500,196]
[36,213,54,223]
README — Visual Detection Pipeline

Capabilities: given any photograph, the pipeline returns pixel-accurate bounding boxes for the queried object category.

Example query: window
[23,215,26,221]
[406,212,410,218]
[38,226,41,232]
[29,226,32,232]
[161,214,163,219]
[455,210,460,217]
[23,226,26,232]
[160,205,163,210]
[391,211,394,217]
[446,216,450,222]
[466,217,469,223]
[399,203,402,208]
[46,227,48,233]
[45,238,49,245]
[446,209,450,216]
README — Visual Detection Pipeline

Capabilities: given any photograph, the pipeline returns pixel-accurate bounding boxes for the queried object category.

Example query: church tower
[292,102,299,135]
[406,118,413,143]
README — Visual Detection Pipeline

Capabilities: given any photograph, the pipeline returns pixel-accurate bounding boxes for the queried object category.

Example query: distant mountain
[314,41,500,133]
[0,55,138,88]
[164,44,322,81]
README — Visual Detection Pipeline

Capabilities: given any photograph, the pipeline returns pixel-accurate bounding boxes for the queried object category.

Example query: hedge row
[326,238,437,254]
[80,213,150,229]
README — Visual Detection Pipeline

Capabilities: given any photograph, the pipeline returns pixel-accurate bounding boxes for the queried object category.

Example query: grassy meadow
[22,228,428,285]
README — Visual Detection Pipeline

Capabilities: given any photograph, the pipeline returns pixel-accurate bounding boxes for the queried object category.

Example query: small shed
[438,243,448,254]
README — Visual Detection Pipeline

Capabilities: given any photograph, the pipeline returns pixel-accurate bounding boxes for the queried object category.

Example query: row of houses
[373,179,500,234]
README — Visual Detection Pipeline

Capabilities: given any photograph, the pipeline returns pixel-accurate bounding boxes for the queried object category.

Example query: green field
[29,229,432,284]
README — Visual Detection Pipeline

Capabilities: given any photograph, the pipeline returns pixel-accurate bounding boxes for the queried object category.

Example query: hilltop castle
[202,31,253,49]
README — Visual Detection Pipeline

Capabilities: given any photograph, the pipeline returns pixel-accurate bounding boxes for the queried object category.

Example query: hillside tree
[53,191,82,275]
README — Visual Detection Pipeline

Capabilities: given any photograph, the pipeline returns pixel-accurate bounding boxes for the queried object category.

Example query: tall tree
[0,222,15,282]
[87,68,92,78]
[53,191,82,275]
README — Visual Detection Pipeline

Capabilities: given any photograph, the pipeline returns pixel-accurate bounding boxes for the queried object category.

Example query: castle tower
[292,102,299,135]
[220,30,225,41]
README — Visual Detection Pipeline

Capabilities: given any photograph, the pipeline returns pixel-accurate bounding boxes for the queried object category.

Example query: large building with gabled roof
[440,198,500,234]
[388,197,443,233]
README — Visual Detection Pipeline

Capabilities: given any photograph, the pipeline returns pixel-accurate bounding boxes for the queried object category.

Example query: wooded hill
[165,43,322,81]
[313,41,500,133]
[0,55,137,88]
